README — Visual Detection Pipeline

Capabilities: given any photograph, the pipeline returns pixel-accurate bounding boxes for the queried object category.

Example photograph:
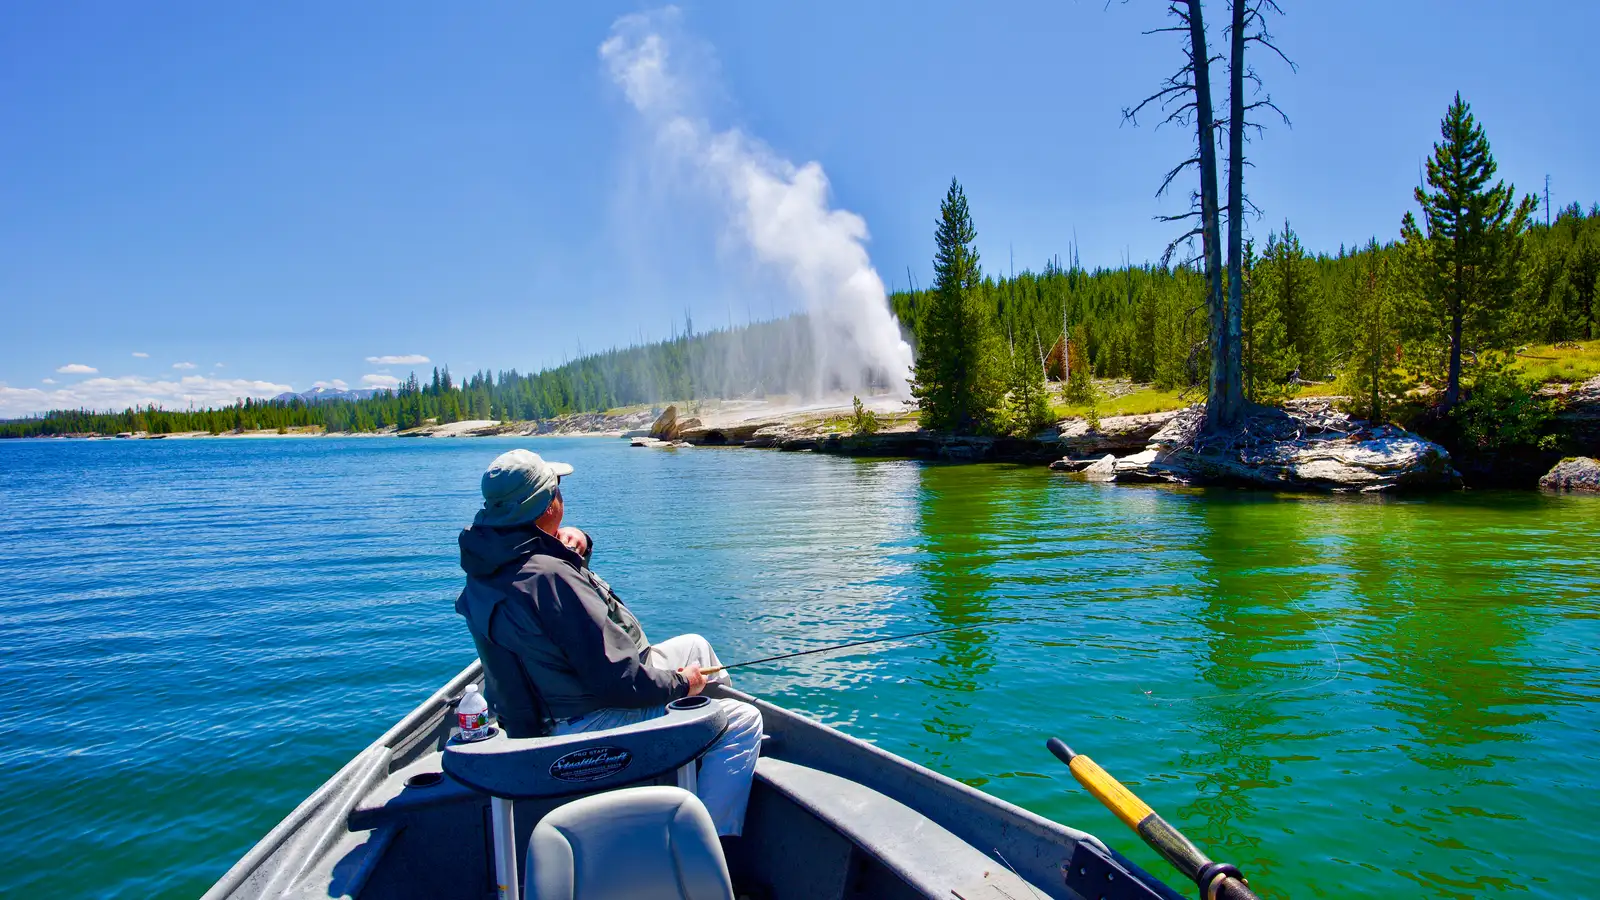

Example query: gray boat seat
[444,696,728,799]
[527,786,734,900]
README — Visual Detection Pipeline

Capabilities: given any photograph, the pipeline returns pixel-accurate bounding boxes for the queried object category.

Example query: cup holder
[668,695,711,711]
[405,771,444,789]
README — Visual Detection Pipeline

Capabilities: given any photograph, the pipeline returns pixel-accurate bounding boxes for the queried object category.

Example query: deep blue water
[0,436,1596,898]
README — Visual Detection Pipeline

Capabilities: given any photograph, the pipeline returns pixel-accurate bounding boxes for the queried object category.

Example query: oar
[1046,738,1260,900]
[696,623,980,676]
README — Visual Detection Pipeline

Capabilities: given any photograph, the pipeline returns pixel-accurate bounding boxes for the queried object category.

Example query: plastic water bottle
[456,684,491,742]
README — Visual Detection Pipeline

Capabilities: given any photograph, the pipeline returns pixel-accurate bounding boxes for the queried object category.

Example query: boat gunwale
[200,661,482,900]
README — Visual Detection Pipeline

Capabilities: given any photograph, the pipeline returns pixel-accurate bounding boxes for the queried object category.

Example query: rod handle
[695,665,726,676]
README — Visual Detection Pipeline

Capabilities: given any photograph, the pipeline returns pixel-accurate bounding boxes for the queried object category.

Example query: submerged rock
[1112,400,1460,492]
[1538,457,1600,492]
[1049,456,1100,472]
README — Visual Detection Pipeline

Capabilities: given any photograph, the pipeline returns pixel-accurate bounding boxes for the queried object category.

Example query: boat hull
[204,662,1183,900]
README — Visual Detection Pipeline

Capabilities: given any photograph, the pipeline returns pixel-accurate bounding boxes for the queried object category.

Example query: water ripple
[0,437,1596,898]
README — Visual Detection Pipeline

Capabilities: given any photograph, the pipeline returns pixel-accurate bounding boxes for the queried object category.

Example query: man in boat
[454,449,763,838]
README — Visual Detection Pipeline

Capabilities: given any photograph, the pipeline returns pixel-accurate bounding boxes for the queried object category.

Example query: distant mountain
[272,387,383,404]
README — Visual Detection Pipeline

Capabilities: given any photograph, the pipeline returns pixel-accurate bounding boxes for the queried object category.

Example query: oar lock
[1195,862,1247,900]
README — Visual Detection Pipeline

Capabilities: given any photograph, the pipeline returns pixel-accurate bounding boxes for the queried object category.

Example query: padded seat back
[527,786,734,900]
[444,696,727,799]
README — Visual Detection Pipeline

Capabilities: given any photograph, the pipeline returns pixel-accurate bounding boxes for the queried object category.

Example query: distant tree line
[0,316,877,438]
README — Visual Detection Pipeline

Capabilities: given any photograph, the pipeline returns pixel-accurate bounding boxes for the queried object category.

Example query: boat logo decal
[549,746,633,782]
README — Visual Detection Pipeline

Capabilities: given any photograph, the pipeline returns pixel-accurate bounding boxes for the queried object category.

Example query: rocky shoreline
[630,377,1600,494]
[37,377,1600,493]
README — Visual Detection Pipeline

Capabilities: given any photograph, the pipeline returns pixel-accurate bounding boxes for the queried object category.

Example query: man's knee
[720,698,763,740]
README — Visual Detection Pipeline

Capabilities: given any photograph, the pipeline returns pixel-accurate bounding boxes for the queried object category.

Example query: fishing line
[1139,592,1346,706]
[699,622,987,675]
[705,587,1345,708]
[990,848,1045,900]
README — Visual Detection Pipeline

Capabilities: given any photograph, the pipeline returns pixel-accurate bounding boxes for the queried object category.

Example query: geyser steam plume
[601,8,914,398]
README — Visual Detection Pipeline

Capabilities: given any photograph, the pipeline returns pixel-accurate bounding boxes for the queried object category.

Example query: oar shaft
[1047,738,1260,900]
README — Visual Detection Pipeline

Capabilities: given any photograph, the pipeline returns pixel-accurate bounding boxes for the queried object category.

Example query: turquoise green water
[0,437,1595,898]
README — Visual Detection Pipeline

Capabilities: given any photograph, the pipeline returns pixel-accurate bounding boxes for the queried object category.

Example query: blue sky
[2,1,1594,416]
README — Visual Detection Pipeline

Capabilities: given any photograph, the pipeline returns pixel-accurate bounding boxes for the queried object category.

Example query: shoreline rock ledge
[1104,400,1462,492]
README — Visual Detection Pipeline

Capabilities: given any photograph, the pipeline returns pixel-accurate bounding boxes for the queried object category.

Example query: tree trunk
[1188,0,1228,433]
[1446,258,1463,407]
[1222,0,1247,424]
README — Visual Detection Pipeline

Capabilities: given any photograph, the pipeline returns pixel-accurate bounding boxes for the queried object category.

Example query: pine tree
[1568,231,1600,340]
[1244,231,1301,402]
[1063,323,1096,405]
[1400,93,1539,407]
[911,178,1006,433]
[1342,240,1401,421]
[1003,340,1051,436]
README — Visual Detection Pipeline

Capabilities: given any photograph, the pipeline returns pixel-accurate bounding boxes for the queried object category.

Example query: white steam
[600,8,913,397]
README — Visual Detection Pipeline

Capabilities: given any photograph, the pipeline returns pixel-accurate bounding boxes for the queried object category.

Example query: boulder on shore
[1081,454,1118,482]
[648,406,680,440]
[1056,410,1181,456]
[1538,457,1600,492]
[679,421,777,445]
[1111,400,1461,492]
[1549,374,1600,451]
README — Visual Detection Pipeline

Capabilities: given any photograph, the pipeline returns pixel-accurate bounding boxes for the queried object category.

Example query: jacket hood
[459,524,548,577]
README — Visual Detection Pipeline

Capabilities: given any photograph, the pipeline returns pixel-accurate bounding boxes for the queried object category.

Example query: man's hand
[678,665,707,696]
[556,526,590,558]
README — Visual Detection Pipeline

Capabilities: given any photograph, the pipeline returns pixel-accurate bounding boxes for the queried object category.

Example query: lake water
[1,436,1596,899]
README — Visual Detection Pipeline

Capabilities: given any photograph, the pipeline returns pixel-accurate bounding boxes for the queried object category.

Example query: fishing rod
[697,623,982,676]
[1046,737,1260,900]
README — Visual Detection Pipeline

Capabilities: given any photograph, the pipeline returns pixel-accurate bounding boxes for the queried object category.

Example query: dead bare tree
[1124,1,1231,430]
[1126,0,1292,432]
[1224,0,1293,421]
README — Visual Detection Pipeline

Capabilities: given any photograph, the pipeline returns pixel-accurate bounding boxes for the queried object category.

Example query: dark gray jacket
[455,524,688,737]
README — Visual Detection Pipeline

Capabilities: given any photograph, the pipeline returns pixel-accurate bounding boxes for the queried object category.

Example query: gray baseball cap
[474,449,574,528]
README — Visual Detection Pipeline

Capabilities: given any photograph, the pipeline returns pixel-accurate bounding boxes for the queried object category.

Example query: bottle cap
[465,684,479,693]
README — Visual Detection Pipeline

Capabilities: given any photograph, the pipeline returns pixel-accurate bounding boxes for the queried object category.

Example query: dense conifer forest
[4,94,1596,442]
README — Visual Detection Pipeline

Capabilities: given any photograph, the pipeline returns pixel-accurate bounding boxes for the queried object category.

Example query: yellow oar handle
[1066,751,1154,829]
[1047,738,1260,900]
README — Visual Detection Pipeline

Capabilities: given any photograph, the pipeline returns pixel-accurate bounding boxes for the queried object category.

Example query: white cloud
[313,379,350,391]
[172,362,197,370]
[0,374,294,418]
[361,373,401,390]
[41,378,56,385]
[365,354,429,365]
[132,352,149,358]
[56,363,98,374]
[213,363,224,368]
